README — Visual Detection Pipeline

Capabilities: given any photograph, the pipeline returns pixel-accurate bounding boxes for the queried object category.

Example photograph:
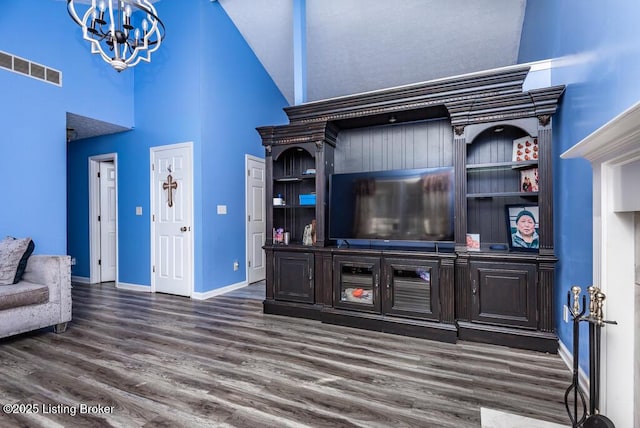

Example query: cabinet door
[274,252,314,303]
[333,255,381,313]
[469,261,537,329]
[382,258,440,321]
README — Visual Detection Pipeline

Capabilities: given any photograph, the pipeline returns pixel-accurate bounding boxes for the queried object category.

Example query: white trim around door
[88,153,119,285]
[246,154,266,284]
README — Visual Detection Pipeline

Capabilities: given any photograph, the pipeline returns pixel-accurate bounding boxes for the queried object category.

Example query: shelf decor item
[505,205,539,251]
[466,233,480,251]
[512,136,539,163]
[299,194,316,205]
[520,167,539,192]
[302,223,313,246]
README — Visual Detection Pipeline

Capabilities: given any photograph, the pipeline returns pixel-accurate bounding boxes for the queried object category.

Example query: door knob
[180,226,188,232]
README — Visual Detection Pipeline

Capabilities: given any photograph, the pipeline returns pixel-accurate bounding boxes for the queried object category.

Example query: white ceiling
[67,0,527,140]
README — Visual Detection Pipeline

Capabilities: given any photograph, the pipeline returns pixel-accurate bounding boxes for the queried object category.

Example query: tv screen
[329,167,455,243]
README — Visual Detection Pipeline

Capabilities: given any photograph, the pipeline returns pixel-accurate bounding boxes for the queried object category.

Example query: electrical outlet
[70,257,77,266]
[233,260,239,271]
[563,304,569,323]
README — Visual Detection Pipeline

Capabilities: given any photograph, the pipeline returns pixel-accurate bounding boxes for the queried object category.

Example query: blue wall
[199,4,290,291]
[519,0,640,370]
[0,0,133,255]
[66,0,289,291]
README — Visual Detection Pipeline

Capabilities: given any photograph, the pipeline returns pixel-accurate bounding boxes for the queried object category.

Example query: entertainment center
[257,66,564,353]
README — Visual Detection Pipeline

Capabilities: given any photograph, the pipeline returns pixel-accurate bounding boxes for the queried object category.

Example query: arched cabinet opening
[271,146,317,245]
[465,124,540,250]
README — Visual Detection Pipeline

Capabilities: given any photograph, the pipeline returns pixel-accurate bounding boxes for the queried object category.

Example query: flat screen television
[329,167,455,245]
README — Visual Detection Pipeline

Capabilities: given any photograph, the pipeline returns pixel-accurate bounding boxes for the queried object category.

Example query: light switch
[217,205,227,215]
[136,206,143,216]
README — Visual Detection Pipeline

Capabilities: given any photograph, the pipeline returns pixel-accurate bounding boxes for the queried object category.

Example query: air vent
[0,50,62,86]
[0,52,11,69]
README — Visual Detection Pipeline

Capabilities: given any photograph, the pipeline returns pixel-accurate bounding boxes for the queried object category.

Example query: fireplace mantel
[562,100,640,427]
[563,101,640,164]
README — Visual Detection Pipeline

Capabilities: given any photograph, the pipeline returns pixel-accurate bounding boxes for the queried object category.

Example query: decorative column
[453,124,471,321]
[440,257,456,323]
[537,114,554,254]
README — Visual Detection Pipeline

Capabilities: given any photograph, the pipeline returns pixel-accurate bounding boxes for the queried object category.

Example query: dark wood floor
[0,282,572,427]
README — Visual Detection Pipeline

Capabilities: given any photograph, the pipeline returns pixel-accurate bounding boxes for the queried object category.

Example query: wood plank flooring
[0,282,573,427]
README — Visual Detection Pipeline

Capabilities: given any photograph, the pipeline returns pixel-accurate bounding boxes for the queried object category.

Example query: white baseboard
[71,275,90,284]
[191,281,248,300]
[558,339,590,397]
[116,282,151,292]
[114,281,247,298]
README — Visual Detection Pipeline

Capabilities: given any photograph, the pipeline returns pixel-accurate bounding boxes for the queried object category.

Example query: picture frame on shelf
[520,167,539,193]
[505,204,539,252]
[512,136,539,163]
[466,233,480,251]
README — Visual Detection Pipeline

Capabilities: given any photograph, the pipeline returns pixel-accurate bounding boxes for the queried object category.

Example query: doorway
[246,155,266,283]
[89,154,118,284]
[150,143,194,297]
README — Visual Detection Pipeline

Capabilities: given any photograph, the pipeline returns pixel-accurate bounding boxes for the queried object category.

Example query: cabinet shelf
[273,174,316,182]
[274,205,316,209]
[467,191,538,199]
[466,160,538,171]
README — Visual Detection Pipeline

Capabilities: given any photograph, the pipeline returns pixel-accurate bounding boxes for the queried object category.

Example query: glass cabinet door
[383,258,440,320]
[333,256,380,312]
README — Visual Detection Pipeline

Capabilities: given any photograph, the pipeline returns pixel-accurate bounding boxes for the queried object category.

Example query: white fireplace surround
[562,101,640,428]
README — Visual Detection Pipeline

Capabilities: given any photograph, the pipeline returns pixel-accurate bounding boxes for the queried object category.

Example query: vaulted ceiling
[66,0,528,140]
[220,0,527,104]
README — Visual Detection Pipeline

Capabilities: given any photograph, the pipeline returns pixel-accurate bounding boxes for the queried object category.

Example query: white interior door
[247,156,266,283]
[99,161,117,282]
[152,144,193,297]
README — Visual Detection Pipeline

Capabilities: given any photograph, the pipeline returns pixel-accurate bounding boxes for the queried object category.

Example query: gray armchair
[0,255,72,339]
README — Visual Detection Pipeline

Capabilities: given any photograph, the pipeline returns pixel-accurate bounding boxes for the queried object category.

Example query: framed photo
[512,136,539,163]
[520,167,538,193]
[505,205,539,251]
[466,233,480,251]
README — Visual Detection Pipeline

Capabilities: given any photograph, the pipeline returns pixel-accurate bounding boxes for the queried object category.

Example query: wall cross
[162,174,178,207]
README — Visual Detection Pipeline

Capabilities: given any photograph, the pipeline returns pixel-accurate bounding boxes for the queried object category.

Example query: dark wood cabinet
[274,251,314,303]
[258,65,564,353]
[332,254,442,321]
[469,260,537,329]
[324,251,456,342]
[258,123,337,249]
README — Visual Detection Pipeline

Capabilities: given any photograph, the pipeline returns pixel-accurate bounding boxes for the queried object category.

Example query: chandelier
[67,0,165,72]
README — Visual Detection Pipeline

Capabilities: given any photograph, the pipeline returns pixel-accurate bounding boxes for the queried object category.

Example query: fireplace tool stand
[564,285,617,428]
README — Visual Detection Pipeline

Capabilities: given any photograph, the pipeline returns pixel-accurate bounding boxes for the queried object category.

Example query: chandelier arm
[66,0,85,26]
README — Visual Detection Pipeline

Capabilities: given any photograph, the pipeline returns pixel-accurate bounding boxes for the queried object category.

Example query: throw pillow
[0,236,33,285]
[13,238,35,284]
